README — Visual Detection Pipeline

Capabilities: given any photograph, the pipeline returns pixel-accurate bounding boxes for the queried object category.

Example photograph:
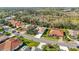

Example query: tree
[4,32,11,36]
[77,34,79,41]
[0,19,6,24]
[27,26,38,35]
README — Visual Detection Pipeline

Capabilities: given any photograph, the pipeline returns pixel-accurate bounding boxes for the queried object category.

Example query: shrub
[4,32,11,36]
[69,48,78,51]
[42,44,60,51]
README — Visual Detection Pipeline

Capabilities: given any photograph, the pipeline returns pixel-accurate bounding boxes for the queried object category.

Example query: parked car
[19,46,31,51]
[77,46,79,48]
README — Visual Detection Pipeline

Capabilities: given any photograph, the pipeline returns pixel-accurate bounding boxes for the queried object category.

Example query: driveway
[34,34,42,38]
[37,43,46,49]
[34,27,46,38]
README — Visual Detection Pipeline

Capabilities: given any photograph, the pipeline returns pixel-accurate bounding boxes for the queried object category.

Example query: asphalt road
[14,32,78,48]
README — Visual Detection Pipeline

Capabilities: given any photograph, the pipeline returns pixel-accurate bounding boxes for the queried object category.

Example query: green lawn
[16,36,40,47]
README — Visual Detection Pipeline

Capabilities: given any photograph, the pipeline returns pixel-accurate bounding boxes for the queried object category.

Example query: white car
[20,46,28,51]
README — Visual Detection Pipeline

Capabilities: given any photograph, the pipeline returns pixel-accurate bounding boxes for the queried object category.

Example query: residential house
[0,37,23,51]
[0,43,5,51]
[9,20,24,28]
[3,26,10,32]
[17,28,26,34]
[5,16,15,20]
[68,30,79,38]
[48,29,64,37]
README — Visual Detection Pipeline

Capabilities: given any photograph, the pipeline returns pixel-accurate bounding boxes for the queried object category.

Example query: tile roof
[9,20,23,28]
[0,38,23,51]
[3,39,11,51]
[49,29,64,37]
[0,43,5,51]
[11,39,22,50]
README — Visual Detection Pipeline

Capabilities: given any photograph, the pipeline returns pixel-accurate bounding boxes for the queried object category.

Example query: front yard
[16,36,40,47]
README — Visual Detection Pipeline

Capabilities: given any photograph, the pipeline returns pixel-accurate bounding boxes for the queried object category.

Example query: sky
[0,0,79,7]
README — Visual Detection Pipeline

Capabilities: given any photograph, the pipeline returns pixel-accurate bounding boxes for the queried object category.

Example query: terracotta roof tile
[49,29,64,37]
[3,40,11,51]
[0,43,5,51]
[0,38,22,51]
[11,39,22,50]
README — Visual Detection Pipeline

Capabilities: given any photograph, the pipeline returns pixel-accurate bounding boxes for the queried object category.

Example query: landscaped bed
[42,44,60,51]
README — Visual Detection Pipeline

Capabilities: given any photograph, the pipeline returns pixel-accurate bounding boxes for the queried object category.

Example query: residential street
[14,32,78,48]
[1,25,78,49]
